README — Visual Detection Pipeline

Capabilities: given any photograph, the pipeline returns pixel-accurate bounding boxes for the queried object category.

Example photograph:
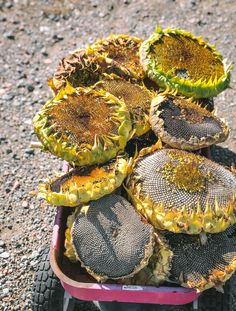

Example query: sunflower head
[64,195,155,282]
[150,93,229,150]
[38,156,129,206]
[165,225,236,292]
[126,149,236,234]
[33,84,132,166]
[93,74,156,137]
[92,34,145,80]
[51,48,131,94]
[140,27,232,98]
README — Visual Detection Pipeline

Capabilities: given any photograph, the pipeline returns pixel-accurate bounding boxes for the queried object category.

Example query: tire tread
[31,246,64,311]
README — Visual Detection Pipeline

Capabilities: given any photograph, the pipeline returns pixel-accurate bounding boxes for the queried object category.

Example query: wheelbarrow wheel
[31,245,76,311]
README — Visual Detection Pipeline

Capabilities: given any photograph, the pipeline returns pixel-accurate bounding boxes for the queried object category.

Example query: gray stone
[4,32,15,40]
[2,288,9,296]
[24,148,35,155]
[0,252,10,259]
[30,250,39,259]
[27,84,34,92]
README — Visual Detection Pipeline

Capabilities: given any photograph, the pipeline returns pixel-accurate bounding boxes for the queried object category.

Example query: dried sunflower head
[51,48,131,93]
[126,148,236,234]
[64,194,155,282]
[92,34,145,80]
[93,74,156,137]
[121,233,173,286]
[33,84,132,166]
[140,27,232,98]
[150,93,229,150]
[38,156,129,207]
[164,225,236,292]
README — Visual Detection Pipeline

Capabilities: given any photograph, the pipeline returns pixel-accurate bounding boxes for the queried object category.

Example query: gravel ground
[0,0,236,310]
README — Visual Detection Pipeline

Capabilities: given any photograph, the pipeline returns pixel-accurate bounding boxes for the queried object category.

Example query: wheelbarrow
[31,153,236,311]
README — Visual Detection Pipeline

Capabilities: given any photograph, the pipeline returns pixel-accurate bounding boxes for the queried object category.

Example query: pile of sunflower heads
[33,26,236,292]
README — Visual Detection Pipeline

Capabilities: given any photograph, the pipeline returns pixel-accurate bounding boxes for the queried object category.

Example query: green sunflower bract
[33,83,132,166]
[140,27,232,98]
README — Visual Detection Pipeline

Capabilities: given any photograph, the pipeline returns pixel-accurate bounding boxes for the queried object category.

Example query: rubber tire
[31,246,66,311]
[31,246,236,311]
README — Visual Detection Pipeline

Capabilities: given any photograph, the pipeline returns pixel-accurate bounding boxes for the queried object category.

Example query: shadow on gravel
[211,145,236,167]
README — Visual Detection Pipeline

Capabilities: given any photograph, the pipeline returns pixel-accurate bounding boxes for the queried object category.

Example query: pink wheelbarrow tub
[49,204,200,309]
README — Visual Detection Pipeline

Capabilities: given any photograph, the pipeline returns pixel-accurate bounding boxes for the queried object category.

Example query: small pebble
[24,148,35,155]
[27,84,34,92]
[12,154,20,160]
[0,240,5,247]
[43,58,52,64]
[4,32,15,40]
[2,288,9,296]
[52,34,64,42]
[5,2,13,9]
[39,26,50,33]
[30,250,39,259]
[0,16,7,22]
[21,201,28,208]
[0,252,10,259]
[6,149,12,154]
